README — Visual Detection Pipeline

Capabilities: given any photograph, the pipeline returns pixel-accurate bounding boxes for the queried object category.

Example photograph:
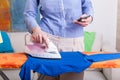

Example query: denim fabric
[19,52,120,80]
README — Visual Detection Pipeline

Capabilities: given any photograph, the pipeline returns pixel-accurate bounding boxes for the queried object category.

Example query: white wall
[85,0,118,48]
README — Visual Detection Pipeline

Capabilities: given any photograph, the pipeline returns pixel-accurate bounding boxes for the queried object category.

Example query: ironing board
[0,52,27,80]
[19,52,120,80]
[1,52,120,80]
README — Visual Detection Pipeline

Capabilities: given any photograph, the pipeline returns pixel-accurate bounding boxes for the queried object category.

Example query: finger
[38,34,42,44]
[42,36,49,48]
[74,20,84,25]
[81,24,88,27]
[81,19,88,22]
[75,21,88,27]
[31,34,37,42]
[80,22,88,27]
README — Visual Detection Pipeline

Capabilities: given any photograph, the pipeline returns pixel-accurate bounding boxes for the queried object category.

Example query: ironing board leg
[37,74,45,80]
[0,70,9,80]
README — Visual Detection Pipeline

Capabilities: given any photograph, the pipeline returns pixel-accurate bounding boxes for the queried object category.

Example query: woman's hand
[31,27,49,48]
[74,14,93,27]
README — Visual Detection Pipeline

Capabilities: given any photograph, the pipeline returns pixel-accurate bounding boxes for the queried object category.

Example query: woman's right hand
[31,27,49,48]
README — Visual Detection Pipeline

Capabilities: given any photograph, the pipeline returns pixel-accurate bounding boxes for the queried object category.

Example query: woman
[24,0,94,80]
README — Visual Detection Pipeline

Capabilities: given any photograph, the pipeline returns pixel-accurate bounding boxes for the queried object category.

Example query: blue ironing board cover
[19,52,120,80]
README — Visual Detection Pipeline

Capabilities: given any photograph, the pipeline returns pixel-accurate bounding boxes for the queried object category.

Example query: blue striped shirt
[24,0,94,38]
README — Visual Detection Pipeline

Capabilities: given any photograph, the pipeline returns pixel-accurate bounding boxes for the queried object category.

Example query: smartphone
[77,15,90,22]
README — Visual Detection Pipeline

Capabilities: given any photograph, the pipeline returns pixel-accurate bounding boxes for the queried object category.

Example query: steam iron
[24,34,61,59]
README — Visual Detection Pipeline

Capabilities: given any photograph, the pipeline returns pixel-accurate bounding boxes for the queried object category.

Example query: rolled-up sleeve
[24,0,39,33]
[82,0,94,17]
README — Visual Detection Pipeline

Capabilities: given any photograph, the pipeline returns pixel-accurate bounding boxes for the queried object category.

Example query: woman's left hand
[74,14,93,27]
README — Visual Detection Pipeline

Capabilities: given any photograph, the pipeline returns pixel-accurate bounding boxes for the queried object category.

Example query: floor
[0,69,38,80]
[0,69,107,80]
